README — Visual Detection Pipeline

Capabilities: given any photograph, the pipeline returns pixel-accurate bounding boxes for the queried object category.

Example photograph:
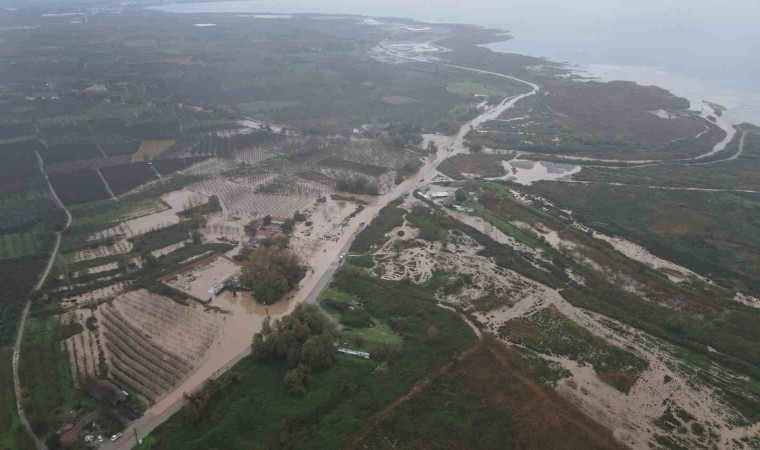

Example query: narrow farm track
[523,129,749,171]
[557,178,760,194]
[96,166,119,200]
[12,152,73,450]
[345,341,484,450]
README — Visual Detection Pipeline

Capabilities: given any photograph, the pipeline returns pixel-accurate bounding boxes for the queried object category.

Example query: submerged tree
[242,243,305,304]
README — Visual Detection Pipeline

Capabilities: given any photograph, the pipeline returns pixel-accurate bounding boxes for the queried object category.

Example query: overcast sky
[188,0,760,25]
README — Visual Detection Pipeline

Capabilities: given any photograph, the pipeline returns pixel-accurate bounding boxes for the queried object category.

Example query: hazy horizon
[147,0,760,123]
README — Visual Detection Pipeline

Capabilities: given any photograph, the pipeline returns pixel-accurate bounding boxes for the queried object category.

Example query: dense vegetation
[501,305,648,393]
[49,169,111,205]
[0,255,47,344]
[350,200,406,253]
[0,346,34,450]
[241,246,305,305]
[251,304,336,394]
[140,270,476,449]
[100,162,158,196]
[130,220,197,254]
[18,311,83,439]
[359,336,628,450]
[530,181,760,297]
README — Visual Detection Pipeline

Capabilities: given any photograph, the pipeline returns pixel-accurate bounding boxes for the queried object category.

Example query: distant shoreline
[148,1,759,126]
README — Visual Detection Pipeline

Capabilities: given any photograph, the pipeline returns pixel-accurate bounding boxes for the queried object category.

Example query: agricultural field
[48,169,111,205]
[98,290,221,403]
[133,140,175,162]
[1,6,758,450]
[100,162,159,196]
[0,255,48,344]
[190,179,314,218]
[437,153,512,179]
[97,139,142,157]
[152,156,210,176]
[38,141,104,164]
[138,272,477,449]
[0,140,47,196]
[0,229,53,259]
[18,313,83,438]
[0,345,34,450]
[0,190,62,234]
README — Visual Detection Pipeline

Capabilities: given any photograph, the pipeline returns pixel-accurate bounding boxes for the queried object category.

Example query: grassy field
[470,181,759,378]
[529,181,760,296]
[19,312,85,439]
[69,197,165,228]
[0,345,35,450]
[139,271,476,449]
[437,153,512,180]
[575,130,760,191]
[0,229,52,259]
[501,305,648,393]
[350,200,405,254]
[358,336,627,450]
[319,286,403,350]
[132,140,175,162]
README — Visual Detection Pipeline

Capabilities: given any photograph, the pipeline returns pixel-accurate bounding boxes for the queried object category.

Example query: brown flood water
[149,291,289,414]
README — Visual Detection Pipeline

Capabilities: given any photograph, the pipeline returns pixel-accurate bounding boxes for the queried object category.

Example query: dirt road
[12,151,74,450]
[345,341,484,449]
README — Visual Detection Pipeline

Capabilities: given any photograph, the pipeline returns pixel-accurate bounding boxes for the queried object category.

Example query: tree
[283,364,311,395]
[300,333,335,369]
[455,189,467,203]
[468,142,483,153]
[426,140,438,154]
[252,303,337,387]
[282,218,295,234]
[263,215,272,226]
[393,239,403,259]
[242,246,306,304]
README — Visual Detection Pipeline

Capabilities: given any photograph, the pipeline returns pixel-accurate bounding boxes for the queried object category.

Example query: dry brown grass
[132,139,175,162]
[357,336,629,449]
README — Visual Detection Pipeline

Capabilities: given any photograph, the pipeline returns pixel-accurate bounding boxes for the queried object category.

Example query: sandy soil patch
[72,240,132,263]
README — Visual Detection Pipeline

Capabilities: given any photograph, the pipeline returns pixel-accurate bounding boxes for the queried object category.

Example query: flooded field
[493,159,582,185]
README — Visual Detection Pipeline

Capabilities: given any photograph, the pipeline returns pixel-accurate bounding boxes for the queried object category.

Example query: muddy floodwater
[492,159,581,185]
[149,291,289,414]
[123,189,206,236]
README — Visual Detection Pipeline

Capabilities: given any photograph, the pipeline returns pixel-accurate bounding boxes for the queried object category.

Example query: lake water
[150,0,760,125]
